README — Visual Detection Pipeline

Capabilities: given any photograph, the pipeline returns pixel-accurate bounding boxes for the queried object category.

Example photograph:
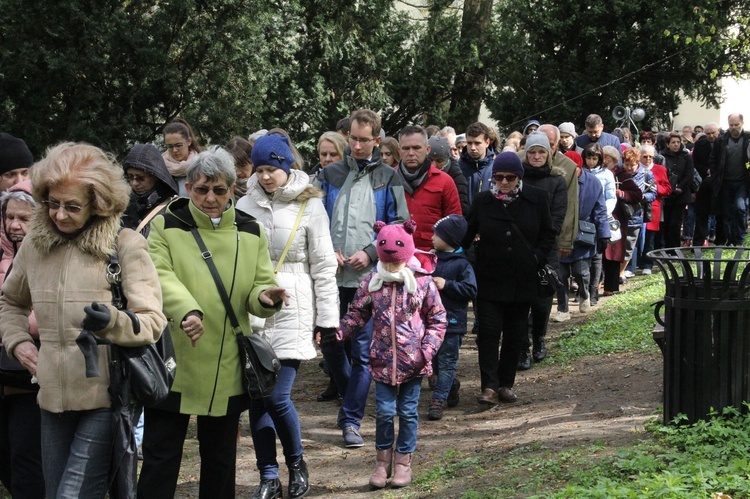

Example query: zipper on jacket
[390,284,397,385]
[58,242,74,409]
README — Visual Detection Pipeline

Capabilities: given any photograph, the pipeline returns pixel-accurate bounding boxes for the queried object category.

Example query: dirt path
[174,311,664,498]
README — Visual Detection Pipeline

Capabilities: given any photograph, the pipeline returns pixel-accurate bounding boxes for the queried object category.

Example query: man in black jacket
[690,123,720,245]
[709,114,749,246]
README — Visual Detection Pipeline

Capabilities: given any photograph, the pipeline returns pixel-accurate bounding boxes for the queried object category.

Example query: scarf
[399,161,431,196]
[491,180,522,204]
[162,150,197,178]
[368,261,417,294]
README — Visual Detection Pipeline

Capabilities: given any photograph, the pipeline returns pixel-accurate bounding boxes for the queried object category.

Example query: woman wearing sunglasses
[462,152,556,407]
[139,146,289,499]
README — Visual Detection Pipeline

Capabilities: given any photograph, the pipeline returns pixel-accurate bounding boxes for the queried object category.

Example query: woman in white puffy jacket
[236,133,338,499]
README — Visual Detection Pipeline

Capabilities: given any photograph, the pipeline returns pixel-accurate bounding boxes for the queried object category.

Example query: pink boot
[369,448,393,489]
[391,452,412,488]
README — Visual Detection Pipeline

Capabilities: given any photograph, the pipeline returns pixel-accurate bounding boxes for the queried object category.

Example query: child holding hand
[320,220,446,489]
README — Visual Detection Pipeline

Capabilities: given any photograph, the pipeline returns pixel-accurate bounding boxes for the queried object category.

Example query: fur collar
[25,205,120,261]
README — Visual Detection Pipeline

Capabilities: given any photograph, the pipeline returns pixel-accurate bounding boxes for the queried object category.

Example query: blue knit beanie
[251,134,294,173]
[492,151,525,179]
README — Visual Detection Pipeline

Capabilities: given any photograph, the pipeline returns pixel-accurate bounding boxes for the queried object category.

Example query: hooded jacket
[122,145,179,237]
[147,198,281,416]
[433,249,477,334]
[0,207,166,413]
[236,170,339,361]
[458,147,496,206]
[313,147,410,288]
[337,254,446,386]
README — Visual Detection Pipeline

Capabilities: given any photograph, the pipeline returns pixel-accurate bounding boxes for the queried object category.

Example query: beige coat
[0,208,166,413]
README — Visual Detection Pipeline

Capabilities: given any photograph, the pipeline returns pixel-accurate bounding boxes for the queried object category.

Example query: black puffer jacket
[444,158,470,215]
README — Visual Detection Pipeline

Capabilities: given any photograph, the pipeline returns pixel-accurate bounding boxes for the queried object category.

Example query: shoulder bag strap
[135,196,176,234]
[509,221,535,255]
[274,199,308,275]
[189,227,242,332]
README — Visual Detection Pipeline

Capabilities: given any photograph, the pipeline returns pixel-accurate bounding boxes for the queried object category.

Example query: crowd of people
[0,109,748,498]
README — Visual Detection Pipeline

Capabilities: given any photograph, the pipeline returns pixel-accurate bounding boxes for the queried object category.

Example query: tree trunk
[449,0,493,131]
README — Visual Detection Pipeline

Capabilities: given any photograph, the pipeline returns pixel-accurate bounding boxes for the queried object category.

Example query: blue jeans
[320,286,373,431]
[557,258,591,312]
[249,360,303,480]
[432,334,463,405]
[626,223,647,273]
[41,408,113,499]
[720,180,748,245]
[374,377,422,454]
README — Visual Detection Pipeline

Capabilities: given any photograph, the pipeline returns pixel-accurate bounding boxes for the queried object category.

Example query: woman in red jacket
[638,144,672,274]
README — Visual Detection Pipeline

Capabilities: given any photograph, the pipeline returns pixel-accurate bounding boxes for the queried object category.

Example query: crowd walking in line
[0,110,748,498]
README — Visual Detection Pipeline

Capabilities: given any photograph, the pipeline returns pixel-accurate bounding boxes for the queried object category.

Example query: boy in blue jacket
[428,215,478,420]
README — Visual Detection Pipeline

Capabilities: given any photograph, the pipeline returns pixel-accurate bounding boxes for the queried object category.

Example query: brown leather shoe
[497,387,517,403]
[477,388,499,405]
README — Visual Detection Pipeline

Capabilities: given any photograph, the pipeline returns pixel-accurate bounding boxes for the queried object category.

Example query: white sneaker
[552,311,571,322]
[579,300,591,314]
[624,270,635,278]
[642,269,652,275]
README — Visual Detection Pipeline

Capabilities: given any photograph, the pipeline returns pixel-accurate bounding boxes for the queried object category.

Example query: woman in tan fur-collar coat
[0,142,166,499]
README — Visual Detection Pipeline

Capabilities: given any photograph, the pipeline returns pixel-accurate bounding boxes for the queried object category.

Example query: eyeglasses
[348,136,375,145]
[191,185,229,196]
[493,174,518,182]
[42,199,91,214]
[641,155,654,159]
[125,173,148,183]
[165,142,185,150]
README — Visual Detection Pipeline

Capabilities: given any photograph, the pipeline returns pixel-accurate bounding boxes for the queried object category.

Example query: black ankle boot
[517,351,531,371]
[251,478,282,499]
[288,459,309,498]
[533,338,547,362]
[317,379,339,402]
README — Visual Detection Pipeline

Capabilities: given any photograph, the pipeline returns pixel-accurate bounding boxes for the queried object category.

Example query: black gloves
[82,302,111,332]
[597,238,611,254]
[315,326,338,346]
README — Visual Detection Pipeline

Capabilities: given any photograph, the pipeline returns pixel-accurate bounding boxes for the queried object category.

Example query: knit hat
[0,133,33,175]
[558,122,577,138]
[492,151,525,179]
[251,134,294,173]
[564,150,583,167]
[428,135,451,162]
[433,214,467,250]
[373,220,416,264]
[455,134,466,145]
[523,120,541,135]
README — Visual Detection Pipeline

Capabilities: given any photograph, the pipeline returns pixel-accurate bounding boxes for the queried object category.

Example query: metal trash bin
[649,246,750,424]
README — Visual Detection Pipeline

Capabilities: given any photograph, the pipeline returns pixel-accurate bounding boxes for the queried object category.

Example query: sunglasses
[42,199,91,214]
[191,185,229,196]
[493,174,518,182]
[125,173,148,183]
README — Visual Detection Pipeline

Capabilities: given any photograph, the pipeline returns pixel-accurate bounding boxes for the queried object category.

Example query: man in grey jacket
[314,109,409,448]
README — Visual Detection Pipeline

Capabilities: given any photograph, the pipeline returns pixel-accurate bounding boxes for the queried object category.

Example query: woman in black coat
[661,132,694,248]
[462,152,556,405]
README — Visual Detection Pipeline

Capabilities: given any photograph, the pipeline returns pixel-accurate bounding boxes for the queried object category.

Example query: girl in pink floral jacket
[334,220,446,489]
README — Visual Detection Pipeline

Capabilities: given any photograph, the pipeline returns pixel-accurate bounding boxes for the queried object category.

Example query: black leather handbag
[190,228,280,399]
[106,249,176,407]
[510,221,563,298]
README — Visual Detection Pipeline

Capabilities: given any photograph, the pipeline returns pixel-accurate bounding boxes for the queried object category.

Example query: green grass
[405,275,750,498]
[550,275,664,364]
